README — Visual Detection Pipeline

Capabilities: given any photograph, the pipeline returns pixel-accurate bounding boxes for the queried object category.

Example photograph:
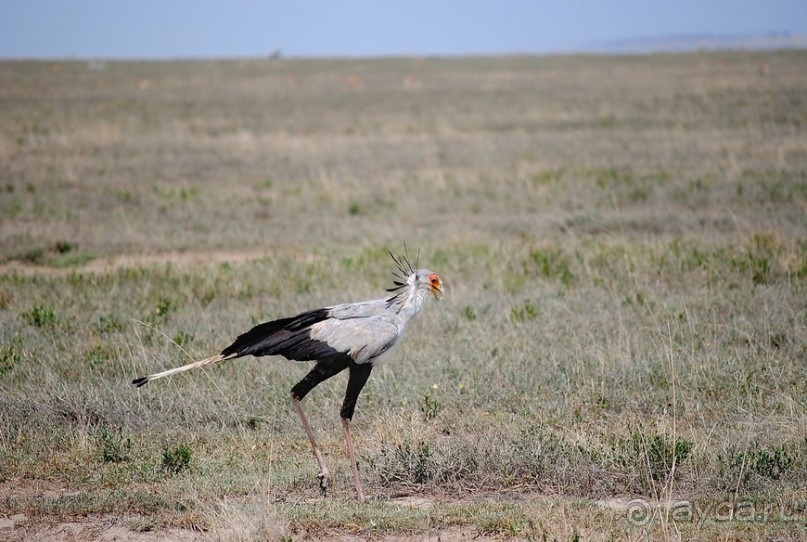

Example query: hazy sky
[1,0,805,58]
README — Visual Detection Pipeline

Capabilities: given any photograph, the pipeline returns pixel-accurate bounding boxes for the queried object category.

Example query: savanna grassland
[1,52,806,541]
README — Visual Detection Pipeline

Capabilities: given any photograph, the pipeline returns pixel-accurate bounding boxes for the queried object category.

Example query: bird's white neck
[386,282,428,324]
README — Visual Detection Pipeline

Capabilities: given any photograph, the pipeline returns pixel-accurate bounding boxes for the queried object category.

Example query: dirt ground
[0,481,509,542]
[1,518,484,542]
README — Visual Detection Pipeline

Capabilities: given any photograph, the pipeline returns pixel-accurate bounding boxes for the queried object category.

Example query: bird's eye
[429,274,441,286]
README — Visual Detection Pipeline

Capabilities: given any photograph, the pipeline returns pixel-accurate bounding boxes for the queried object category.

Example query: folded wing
[221,303,400,365]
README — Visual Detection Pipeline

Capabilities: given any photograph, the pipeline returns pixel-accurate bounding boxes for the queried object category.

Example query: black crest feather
[386,245,418,293]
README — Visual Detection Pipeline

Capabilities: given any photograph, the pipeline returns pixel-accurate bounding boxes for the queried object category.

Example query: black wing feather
[220,308,342,361]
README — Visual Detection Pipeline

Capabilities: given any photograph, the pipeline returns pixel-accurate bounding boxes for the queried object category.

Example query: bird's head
[417,269,444,300]
[386,250,444,302]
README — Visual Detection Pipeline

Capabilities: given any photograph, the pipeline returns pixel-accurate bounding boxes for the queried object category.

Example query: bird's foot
[317,471,330,497]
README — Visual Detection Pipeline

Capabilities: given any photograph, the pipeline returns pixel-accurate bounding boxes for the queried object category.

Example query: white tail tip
[131,353,233,387]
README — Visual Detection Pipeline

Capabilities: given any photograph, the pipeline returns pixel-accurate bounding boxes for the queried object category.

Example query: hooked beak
[431,281,444,300]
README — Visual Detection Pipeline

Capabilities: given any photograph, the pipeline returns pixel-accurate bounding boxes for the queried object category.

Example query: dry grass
[1,51,806,540]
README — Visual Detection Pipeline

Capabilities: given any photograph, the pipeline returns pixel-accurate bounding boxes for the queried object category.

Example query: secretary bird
[132,251,443,501]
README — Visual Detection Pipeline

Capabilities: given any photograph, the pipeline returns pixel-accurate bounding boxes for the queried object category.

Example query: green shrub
[22,304,57,327]
[162,443,192,475]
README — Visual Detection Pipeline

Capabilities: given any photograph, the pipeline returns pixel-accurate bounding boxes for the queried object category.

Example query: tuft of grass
[420,393,440,421]
[509,299,538,322]
[172,330,193,348]
[85,343,116,369]
[22,304,57,327]
[624,425,693,489]
[461,305,476,320]
[716,441,796,490]
[374,439,434,486]
[12,247,46,265]
[162,444,193,475]
[94,314,124,334]
[0,335,21,376]
[52,240,74,254]
[528,246,575,285]
[144,297,174,326]
[91,427,132,464]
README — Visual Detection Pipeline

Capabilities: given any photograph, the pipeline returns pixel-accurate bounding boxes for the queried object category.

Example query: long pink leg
[341,417,365,501]
[291,395,330,495]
